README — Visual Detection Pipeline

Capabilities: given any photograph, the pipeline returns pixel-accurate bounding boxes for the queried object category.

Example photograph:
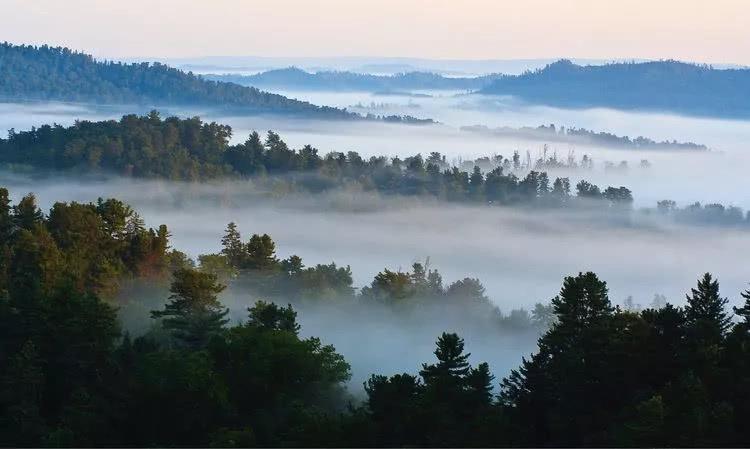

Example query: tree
[247,301,300,334]
[733,286,750,324]
[13,193,44,232]
[245,234,278,271]
[220,222,245,268]
[0,187,12,243]
[446,278,488,303]
[280,255,304,275]
[552,271,613,330]
[420,332,471,381]
[361,269,414,302]
[465,362,494,408]
[151,268,229,348]
[684,273,731,344]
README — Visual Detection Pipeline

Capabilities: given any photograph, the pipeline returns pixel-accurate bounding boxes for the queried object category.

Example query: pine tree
[245,234,278,270]
[734,287,750,324]
[466,362,494,407]
[420,332,471,381]
[247,301,300,334]
[552,271,613,330]
[220,222,244,268]
[151,268,228,348]
[684,273,731,344]
[13,194,44,232]
[0,188,12,243]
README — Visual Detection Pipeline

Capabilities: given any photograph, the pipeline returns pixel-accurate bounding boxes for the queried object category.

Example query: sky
[2,0,749,64]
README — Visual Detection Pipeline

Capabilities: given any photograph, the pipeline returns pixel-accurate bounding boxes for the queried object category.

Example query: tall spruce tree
[684,273,731,344]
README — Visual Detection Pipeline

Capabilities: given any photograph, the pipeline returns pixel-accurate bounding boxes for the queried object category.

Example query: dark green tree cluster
[498,272,749,446]
[0,113,635,209]
[3,189,750,447]
[360,332,498,446]
[0,112,235,180]
[0,262,351,446]
[211,222,356,302]
[0,188,171,299]
[210,224,553,332]
[0,42,355,119]
[331,272,750,447]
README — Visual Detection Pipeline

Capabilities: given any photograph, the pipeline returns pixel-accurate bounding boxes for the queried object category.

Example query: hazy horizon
[4,0,750,65]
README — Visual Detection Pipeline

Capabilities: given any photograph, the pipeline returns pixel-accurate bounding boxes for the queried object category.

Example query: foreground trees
[1,189,750,446]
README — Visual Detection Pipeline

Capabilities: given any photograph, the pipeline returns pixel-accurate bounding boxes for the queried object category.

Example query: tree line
[1,188,750,446]
[3,112,749,227]
[462,123,708,151]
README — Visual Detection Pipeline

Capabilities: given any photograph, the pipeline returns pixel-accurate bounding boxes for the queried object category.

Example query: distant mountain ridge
[0,43,358,119]
[205,67,502,91]
[480,59,750,118]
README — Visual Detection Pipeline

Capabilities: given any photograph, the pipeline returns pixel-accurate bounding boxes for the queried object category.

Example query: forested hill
[2,112,749,227]
[206,67,501,91]
[480,59,750,118]
[0,43,357,118]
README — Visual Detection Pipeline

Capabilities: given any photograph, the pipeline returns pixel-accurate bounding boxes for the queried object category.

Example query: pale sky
[2,0,749,64]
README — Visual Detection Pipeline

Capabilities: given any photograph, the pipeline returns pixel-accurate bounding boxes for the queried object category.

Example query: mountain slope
[0,43,356,118]
[481,59,750,118]
[206,67,502,91]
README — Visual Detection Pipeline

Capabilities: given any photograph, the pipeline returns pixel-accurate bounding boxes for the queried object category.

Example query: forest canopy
[1,112,748,228]
[1,188,749,446]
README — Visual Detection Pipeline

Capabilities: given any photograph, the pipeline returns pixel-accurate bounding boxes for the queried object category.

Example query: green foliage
[2,188,750,446]
[151,268,229,348]
[247,300,301,334]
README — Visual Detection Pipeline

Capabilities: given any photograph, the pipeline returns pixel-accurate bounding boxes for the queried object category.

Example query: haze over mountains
[205,67,501,92]
[209,59,750,119]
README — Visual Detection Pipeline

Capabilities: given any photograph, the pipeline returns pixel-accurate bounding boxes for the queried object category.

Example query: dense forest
[462,123,708,151]
[1,188,749,446]
[0,43,362,119]
[481,59,750,118]
[1,112,748,228]
[205,67,501,92]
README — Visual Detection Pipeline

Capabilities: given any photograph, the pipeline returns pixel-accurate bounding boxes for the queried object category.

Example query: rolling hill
[480,59,750,118]
[0,43,357,119]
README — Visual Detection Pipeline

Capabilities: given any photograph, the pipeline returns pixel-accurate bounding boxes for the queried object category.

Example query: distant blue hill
[205,67,502,92]
[480,60,750,118]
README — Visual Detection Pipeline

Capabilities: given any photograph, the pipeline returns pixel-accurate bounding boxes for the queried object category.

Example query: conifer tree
[151,268,228,347]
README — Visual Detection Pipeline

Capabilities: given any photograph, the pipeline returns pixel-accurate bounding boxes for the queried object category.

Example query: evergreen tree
[247,301,300,334]
[733,286,750,324]
[420,332,471,381]
[151,268,229,348]
[220,222,244,268]
[13,194,44,232]
[245,234,278,270]
[0,187,12,243]
[684,273,731,344]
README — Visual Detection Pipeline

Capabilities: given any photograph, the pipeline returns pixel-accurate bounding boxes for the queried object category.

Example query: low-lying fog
[3,94,749,210]
[3,173,748,310]
[2,96,749,389]
[4,173,749,390]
